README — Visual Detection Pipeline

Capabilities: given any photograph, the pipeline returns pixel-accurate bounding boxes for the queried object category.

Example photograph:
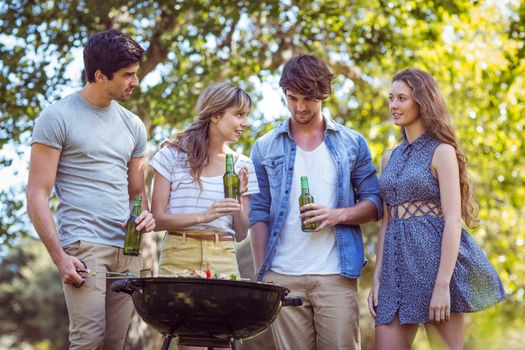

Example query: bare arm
[372,203,389,280]
[341,200,379,225]
[367,151,391,318]
[26,144,85,286]
[301,196,378,230]
[232,194,250,241]
[232,166,250,242]
[151,171,240,231]
[127,157,155,232]
[429,143,463,322]
[368,202,389,318]
[250,221,270,275]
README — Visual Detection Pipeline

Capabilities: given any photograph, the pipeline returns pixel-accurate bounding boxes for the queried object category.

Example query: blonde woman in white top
[150,82,259,285]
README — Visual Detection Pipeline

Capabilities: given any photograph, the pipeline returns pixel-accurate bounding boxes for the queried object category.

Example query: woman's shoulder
[153,145,189,164]
[236,152,253,165]
[159,144,187,156]
[432,143,456,163]
[234,153,255,171]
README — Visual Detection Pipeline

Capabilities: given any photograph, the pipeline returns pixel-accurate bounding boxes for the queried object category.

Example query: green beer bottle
[299,176,317,232]
[123,196,142,256]
[223,153,240,201]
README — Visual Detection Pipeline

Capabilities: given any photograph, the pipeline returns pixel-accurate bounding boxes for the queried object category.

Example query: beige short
[62,240,141,350]
[263,271,361,350]
[158,231,240,277]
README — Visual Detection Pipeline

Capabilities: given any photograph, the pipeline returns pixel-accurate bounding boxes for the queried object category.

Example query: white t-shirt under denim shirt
[149,147,259,236]
[31,92,147,248]
[271,141,341,275]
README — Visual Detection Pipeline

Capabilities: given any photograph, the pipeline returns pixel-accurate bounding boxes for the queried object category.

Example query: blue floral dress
[375,132,505,326]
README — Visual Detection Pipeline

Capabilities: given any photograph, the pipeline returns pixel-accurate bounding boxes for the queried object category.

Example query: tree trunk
[236,235,276,350]
[124,232,163,349]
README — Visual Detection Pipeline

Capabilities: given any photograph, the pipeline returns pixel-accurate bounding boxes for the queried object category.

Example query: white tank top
[271,141,340,275]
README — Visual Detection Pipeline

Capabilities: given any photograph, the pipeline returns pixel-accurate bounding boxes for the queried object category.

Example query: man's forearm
[27,192,66,265]
[128,187,149,210]
[27,191,87,286]
[339,200,378,226]
[250,222,270,275]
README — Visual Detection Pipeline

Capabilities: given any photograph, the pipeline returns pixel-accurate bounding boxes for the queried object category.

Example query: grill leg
[161,335,173,350]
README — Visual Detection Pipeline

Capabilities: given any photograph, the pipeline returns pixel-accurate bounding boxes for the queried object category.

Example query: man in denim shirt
[249,54,382,350]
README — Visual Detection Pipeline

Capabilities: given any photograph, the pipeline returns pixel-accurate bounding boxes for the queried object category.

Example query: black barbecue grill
[112,277,302,350]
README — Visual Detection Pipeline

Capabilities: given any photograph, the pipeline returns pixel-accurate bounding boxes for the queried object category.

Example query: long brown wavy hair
[164,82,252,188]
[393,68,478,227]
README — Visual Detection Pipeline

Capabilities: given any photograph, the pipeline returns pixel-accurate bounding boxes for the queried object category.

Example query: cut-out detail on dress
[387,200,443,220]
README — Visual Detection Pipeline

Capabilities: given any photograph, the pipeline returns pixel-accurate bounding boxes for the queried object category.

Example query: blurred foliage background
[0,0,523,349]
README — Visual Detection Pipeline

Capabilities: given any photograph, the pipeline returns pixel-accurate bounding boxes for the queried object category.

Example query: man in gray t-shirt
[27,30,155,350]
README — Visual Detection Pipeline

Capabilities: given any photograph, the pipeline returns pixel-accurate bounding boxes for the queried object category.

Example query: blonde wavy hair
[164,82,252,188]
[393,68,478,227]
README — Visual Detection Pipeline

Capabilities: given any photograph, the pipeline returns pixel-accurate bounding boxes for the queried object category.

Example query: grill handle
[111,279,135,295]
[282,296,303,307]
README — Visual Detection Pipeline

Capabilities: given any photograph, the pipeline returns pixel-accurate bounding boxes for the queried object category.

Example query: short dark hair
[279,54,335,100]
[83,29,145,83]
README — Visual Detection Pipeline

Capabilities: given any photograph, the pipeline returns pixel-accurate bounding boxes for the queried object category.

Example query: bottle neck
[132,198,142,217]
[300,177,310,194]
[225,155,235,173]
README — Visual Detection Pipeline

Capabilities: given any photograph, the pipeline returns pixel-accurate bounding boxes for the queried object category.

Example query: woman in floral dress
[368,68,505,349]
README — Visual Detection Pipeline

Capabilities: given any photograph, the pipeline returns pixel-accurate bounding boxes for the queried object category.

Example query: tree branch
[139,9,177,80]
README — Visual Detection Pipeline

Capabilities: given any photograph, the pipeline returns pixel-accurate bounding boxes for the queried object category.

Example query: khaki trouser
[263,271,360,350]
[63,241,141,350]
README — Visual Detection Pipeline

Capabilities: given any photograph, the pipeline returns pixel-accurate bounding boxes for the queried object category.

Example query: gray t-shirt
[31,92,147,248]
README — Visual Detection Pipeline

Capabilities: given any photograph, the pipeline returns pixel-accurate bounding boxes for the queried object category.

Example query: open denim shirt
[249,117,383,281]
